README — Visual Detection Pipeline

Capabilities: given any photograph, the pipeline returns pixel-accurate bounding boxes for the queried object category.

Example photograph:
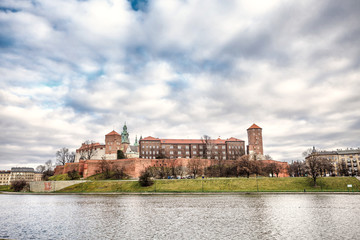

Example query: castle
[75,123,265,162]
[139,123,264,160]
[75,123,140,162]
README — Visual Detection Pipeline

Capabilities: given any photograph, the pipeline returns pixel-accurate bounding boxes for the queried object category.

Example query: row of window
[142,150,240,155]
[142,144,243,150]
[141,156,227,160]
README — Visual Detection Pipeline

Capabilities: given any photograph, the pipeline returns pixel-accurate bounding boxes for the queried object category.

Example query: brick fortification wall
[54,158,289,179]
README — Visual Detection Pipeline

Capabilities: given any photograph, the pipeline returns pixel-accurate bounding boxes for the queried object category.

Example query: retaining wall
[30,180,87,192]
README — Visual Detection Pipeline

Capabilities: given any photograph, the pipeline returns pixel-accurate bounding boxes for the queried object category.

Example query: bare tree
[288,160,307,177]
[79,140,98,160]
[338,159,348,176]
[187,158,203,178]
[56,147,76,165]
[36,165,45,173]
[237,155,252,178]
[201,135,213,159]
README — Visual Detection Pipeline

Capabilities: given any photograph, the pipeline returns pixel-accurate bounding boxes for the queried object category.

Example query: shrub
[67,170,81,180]
[10,180,28,192]
[139,170,154,187]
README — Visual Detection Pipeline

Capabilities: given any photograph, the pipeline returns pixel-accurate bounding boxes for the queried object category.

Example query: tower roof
[106,130,120,136]
[247,123,262,130]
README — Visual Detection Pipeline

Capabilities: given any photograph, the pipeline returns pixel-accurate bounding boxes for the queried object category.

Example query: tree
[117,150,126,159]
[338,159,348,176]
[10,180,28,192]
[79,140,98,160]
[43,160,54,180]
[264,163,277,177]
[67,170,81,180]
[98,159,113,179]
[187,158,203,178]
[201,135,213,159]
[237,155,252,178]
[288,160,306,177]
[139,168,154,187]
[113,165,128,180]
[56,147,75,165]
[36,165,45,173]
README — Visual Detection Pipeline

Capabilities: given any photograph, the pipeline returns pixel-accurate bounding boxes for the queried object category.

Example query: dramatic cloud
[0,0,359,169]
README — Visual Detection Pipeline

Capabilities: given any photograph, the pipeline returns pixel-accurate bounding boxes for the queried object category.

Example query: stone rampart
[30,180,87,192]
[53,158,289,179]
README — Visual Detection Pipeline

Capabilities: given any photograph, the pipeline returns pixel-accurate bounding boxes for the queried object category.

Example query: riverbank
[1,177,359,194]
[56,177,360,193]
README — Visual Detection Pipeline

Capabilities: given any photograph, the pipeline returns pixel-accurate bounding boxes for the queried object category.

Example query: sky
[0,0,360,169]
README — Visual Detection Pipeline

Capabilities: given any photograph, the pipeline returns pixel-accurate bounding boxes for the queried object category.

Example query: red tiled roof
[141,137,243,144]
[142,136,160,141]
[106,130,120,136]
[226,137,244,142]
[77,142,105,151]
[248,123,261,129]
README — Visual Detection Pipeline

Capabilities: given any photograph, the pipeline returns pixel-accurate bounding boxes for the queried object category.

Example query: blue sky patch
[127,0,148,11]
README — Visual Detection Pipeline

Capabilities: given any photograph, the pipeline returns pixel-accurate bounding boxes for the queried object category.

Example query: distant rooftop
[11,167,35,172]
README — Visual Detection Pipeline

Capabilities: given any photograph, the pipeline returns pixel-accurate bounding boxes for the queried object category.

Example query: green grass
[0,185,12,192]
[57,177,360,193]
[86,172,128,181]
[48,174,71,181]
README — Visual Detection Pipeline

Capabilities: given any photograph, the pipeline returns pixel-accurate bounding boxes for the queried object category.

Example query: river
[0,194,359,239]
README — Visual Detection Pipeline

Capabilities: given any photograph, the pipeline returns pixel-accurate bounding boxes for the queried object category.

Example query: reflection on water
[0,194,359,239]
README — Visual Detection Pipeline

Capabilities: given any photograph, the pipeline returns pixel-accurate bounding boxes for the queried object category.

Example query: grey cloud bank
[0,0,359,169]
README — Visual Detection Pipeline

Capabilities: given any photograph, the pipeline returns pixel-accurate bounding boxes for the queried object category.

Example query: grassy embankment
[58,177,360,193]
[0,185,12,192]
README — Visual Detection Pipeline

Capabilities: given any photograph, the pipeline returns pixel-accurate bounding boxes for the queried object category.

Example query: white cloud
[0,0,359,169]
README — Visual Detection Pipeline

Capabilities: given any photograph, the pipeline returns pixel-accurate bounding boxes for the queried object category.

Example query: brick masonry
[54,158,289,179]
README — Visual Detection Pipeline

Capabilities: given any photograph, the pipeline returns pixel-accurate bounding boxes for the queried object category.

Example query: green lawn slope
[57,177,360,193]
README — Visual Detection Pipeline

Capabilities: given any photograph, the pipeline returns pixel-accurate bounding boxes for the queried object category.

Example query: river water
[0,194,359,239]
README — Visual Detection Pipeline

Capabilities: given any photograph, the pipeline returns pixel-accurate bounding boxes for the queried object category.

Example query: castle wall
[54,158,289,179]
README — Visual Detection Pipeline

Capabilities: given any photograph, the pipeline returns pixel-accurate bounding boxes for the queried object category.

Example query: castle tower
[105,130,121,155]
[121,123,130,153]
[247,123,263,157]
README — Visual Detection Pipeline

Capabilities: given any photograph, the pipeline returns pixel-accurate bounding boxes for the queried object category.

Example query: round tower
[247,123,263,156]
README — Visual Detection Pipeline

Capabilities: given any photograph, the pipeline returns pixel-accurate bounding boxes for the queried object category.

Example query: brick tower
[247,123,263,157]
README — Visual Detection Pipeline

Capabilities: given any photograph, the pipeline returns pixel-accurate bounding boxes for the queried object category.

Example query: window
[199,145,203,149]
[170,151,173,154]
[170,145,173,149]
[186,151,189,155]
[186,146,189,149]
[223,156,226,160]
[193,145,197,149]
[222,151,226,155]
[193,151,197,154]
[162,145,165,149]
[178,151,181,154]
[156,151,159,154]
[157,146,159,149]
[142,151,144,154]
[222,146,225,149]
[142,146,144,148]
[215,146,218,149]
[146,151,148,154]
[215,156,218,159]
[178,146,181,149]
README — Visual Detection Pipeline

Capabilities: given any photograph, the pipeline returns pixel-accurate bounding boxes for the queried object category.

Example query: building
[75,123,139,162]
[9,167,36,183]
[307,147,360,176]
[0,171,10,185]
[139,137,245,160]
[139,123,265,160]
[247,123,263,156]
